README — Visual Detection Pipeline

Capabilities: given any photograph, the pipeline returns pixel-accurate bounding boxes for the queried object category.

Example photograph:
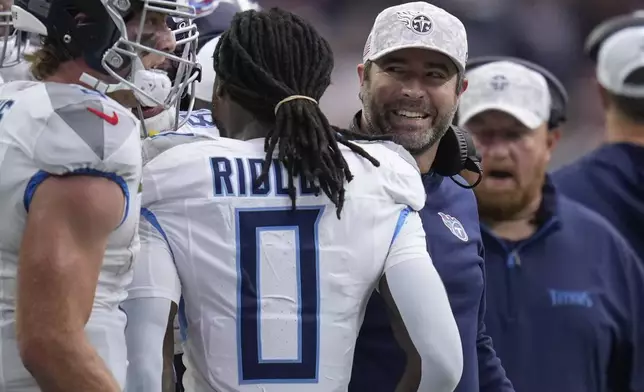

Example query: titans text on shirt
[481,177,644,392]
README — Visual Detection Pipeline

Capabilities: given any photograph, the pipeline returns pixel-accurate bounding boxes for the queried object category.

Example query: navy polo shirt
[481,178,644,392]
[350,173,513,392]
[552,142,644,263]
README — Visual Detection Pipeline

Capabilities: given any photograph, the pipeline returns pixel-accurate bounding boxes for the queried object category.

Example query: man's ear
[460,78,469,95]
[357,63,366,86]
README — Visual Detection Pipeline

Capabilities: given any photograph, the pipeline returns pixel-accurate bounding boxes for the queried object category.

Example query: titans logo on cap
[397,11,433,35]
[490,75,509,91]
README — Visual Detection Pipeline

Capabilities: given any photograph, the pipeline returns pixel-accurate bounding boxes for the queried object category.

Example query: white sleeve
[124,208,180,392]
[126,208,181,303]
[24,89,142,226]
[384,210,463,392]
[122,297,172,392]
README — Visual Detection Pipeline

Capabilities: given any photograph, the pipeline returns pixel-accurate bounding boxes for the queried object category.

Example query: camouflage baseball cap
[458,61,552,129]
[363,2,468,71]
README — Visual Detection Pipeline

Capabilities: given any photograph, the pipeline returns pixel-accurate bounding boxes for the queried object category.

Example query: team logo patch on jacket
[438,212,468,242]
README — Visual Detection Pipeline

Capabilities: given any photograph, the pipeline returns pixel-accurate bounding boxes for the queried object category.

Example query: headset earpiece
[432,124,482,188]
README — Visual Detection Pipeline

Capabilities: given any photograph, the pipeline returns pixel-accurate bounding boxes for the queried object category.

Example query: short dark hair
[213,8,381,218]
[608,67,644,123]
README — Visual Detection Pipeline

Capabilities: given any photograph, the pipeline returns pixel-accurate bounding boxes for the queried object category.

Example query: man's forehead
[468,110,529,130]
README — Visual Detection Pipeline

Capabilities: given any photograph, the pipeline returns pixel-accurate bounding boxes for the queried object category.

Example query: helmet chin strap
[78,57,172,106]
[79,58,175,138]
[78,71,126,94]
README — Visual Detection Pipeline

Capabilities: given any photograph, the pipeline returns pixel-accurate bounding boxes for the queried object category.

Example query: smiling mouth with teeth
[393,110,429,119]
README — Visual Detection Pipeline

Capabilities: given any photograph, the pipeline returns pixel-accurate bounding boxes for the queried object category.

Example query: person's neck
[44,60,85,85]
[605,110,644,146]
[232,119,268,141]
[481,192,543,241]
[414,144,439,174]
[359,111,439,174]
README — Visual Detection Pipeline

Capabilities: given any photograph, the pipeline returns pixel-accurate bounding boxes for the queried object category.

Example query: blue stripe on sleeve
[24,168,130,226]
[140,208,186,339]
[390,206,412,248]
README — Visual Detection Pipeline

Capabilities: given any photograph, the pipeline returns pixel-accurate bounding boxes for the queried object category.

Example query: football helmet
[11,0,200,111]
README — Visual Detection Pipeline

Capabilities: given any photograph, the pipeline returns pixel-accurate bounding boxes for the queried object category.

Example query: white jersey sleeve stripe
[389,206,413,247]
[140,207,175,259]
[126,208,181,303]
[23,168,131,226]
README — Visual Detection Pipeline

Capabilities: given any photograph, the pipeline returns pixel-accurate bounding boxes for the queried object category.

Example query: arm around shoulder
[381,210,463,391]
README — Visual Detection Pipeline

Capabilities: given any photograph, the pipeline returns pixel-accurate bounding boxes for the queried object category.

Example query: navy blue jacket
[350,173,513,392]
[552,142,644,263]
[481,178,644,392]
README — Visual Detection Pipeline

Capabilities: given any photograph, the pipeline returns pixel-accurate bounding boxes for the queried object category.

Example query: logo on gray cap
[397,10,433,35]
[490,75,509,91]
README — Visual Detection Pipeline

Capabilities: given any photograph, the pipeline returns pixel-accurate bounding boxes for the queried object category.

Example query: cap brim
[458,102,543,129]
[366,43,464,72]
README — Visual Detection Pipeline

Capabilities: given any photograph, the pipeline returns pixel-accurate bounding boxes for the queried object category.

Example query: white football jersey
[129,136,428,391]
[142,108,219,164]
[0,81,142,391]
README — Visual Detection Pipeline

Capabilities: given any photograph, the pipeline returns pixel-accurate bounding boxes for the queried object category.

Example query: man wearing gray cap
[350,2,514,392]
[553,18,644,264]
[460,58,644,392]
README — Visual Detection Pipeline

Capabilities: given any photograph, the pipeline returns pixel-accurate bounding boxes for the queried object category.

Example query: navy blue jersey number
[0,99,14,122]
[235,206,324,384]
[181,109,214,128]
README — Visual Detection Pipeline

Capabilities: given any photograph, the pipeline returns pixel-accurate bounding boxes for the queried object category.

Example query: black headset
[584,11,644,62]
[431,124,482,188]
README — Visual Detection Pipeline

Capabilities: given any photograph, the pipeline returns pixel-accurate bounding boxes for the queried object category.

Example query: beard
[475,163,546,221]
[360,88,456,154]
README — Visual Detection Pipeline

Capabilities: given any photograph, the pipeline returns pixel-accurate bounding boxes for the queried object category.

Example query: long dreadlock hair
[213,7,384,218]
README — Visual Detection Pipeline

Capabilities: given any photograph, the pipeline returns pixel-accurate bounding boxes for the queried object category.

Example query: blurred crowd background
[255,0,641,168]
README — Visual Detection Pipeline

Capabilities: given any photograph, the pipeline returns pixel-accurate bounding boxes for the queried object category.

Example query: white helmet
[12,0,201,111]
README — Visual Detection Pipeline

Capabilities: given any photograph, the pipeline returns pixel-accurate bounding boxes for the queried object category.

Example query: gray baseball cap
[363,2,468,71]
[458,61,552,129]
[597,26,644,98]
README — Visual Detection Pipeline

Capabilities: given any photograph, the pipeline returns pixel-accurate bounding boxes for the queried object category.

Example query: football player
[0,0,198,391]
[125,7,462,392]
[141,0,262,139]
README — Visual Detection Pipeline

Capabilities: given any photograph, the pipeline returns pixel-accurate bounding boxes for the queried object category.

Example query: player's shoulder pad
[142,130,217,165]
[42,83,139,159]
[350,139,420,173]
[178,109,220,134]
[348,140,426,211]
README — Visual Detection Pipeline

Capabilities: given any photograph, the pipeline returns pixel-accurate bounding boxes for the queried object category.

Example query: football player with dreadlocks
[0,0,198,390]
[124,7,462,392]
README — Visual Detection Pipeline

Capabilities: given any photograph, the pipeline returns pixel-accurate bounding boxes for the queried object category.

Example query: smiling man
[349,2,513,392]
